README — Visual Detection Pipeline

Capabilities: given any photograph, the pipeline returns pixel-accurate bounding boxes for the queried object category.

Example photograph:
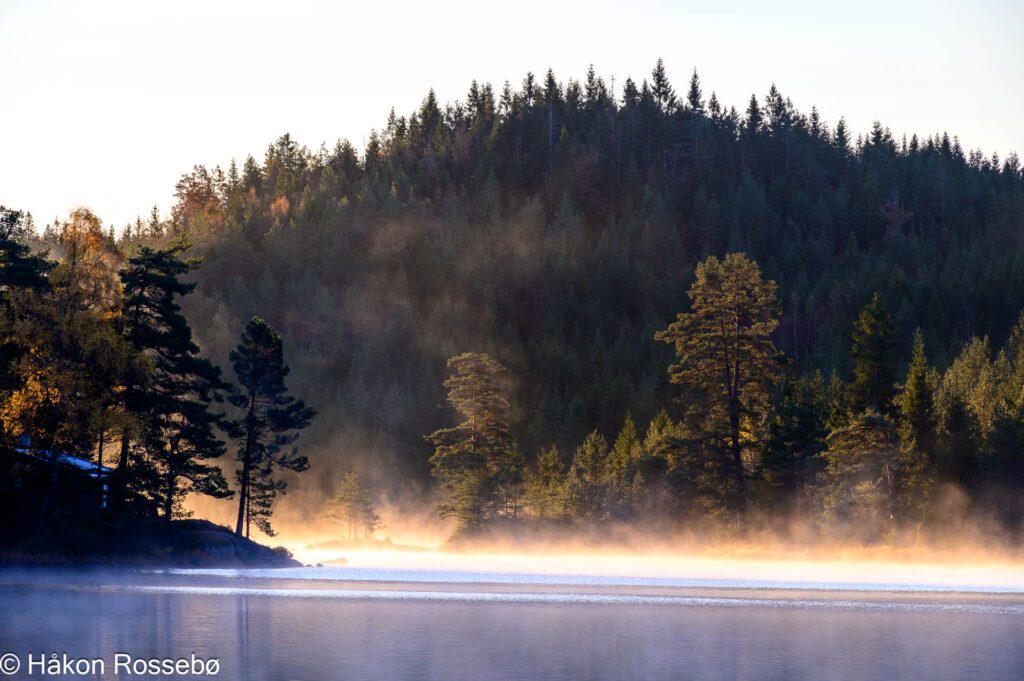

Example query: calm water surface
[1,567,1022,680]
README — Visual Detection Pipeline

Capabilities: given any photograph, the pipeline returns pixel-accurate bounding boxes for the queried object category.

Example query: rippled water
[1,566,1022,680]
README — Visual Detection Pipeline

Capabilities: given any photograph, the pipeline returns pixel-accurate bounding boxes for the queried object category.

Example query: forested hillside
[154,63,1024,491]
[11,60,1024,542]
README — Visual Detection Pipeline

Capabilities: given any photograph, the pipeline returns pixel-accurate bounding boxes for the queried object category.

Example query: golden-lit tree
[52,207,123,313]
[656,253,783,516]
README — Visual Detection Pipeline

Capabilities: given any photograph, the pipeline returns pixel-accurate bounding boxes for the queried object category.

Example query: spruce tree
[848,293,898,417]
[227,316,315,538]
[936,394,978,485]
[686,69,704,114]
[899,329,937,452]
[897,330,938,517]
[744,95,763,138]
[650,58,676,112]
[834,118,851,153]
[759,372,828,515]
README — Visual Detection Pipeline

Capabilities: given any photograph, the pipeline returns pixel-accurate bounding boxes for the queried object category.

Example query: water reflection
[0,573,1021,681]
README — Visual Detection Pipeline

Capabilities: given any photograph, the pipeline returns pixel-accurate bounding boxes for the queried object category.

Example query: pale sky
[2,0,1021,229]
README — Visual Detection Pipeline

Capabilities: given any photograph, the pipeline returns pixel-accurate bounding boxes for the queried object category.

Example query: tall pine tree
[656,253,783,517]
[227,316,315,538]
[118,237,231,519]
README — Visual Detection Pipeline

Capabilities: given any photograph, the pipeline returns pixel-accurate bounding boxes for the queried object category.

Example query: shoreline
[1,518,300,569]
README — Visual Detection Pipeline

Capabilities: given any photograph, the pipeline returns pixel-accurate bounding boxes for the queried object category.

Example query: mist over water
[2,566,1023,681]
[166,485,1024,679]
[171,559,1024,595]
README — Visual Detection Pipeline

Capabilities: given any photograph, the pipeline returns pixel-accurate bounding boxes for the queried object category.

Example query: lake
[1,561,1022,680]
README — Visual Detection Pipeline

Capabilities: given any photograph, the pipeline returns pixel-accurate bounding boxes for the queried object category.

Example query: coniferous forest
[4,60,1024,548]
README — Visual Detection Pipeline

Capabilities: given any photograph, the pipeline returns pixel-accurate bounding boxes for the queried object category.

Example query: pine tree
[118,237,231,519]
[808,106,823,138]
[227,316,315,538]
[426,353,520,536]
[982,408,1024,524]
[656,253,783,517]
[243,458,284,537]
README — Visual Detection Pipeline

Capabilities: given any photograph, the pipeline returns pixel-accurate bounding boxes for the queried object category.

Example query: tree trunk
[235,456,250,536]
[235,392,258,536]
[96,430,106,509]
[114,426,131,509]
[163,459,176,520]
[884,462,896,526]
[728,398,747,517]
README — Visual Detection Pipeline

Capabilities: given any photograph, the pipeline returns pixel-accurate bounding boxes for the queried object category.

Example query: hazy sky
[2,0,1021,229]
